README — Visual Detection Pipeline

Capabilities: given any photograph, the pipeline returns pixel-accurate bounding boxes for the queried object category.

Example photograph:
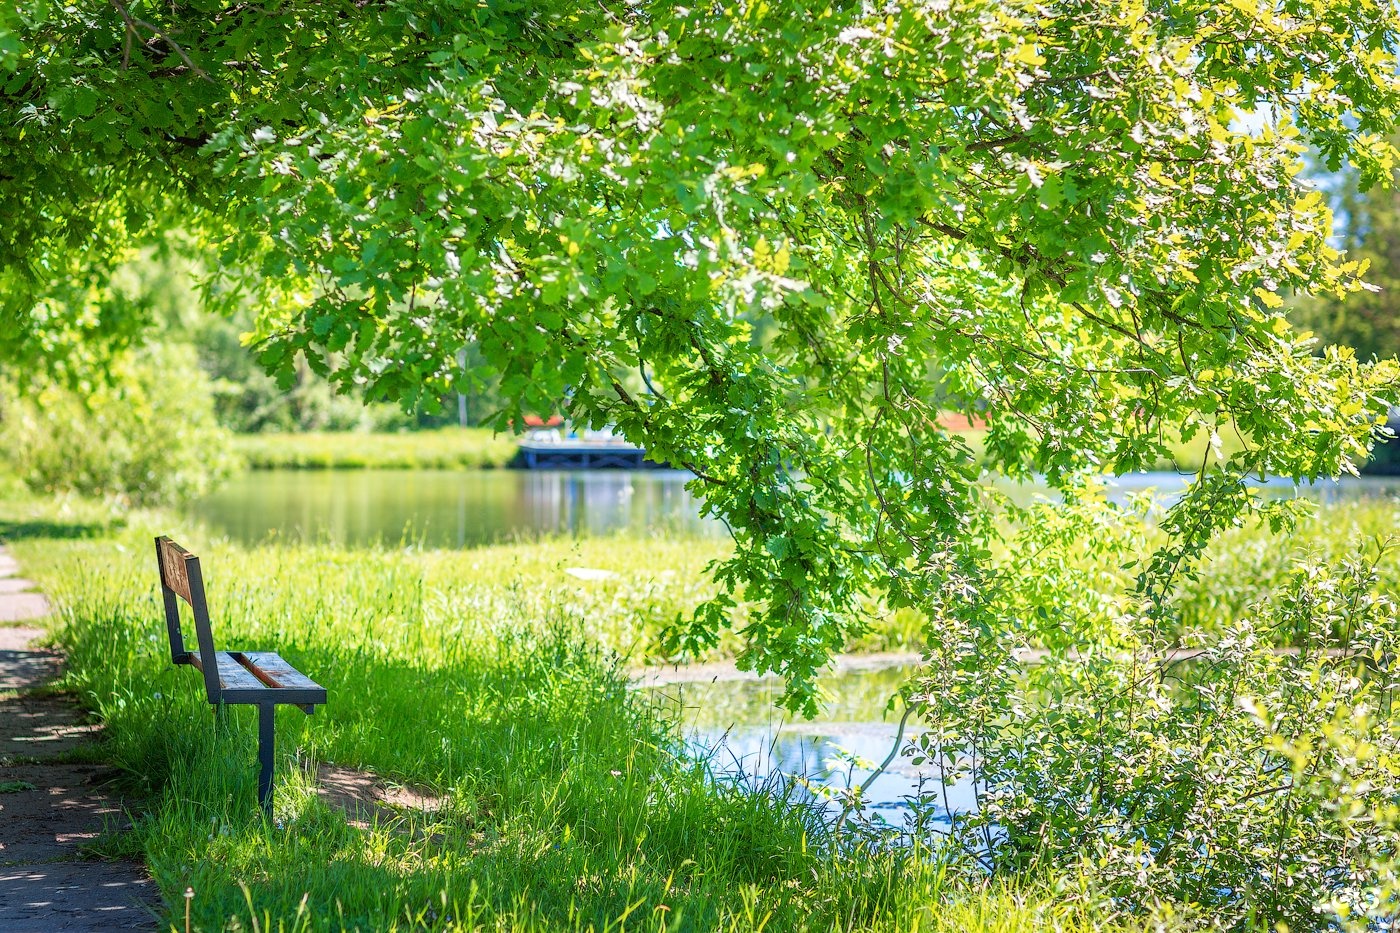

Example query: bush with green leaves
[907,493,1400,929]
[0,341,237,505]
[1172,499,1400,641]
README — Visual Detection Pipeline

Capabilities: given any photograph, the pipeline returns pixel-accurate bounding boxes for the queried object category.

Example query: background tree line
[5,144,1396,508]
[1292,140,1400,362]
[0,239,511,504]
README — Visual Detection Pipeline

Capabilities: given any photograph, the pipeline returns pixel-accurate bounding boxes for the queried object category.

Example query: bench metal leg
[257,702,275,816]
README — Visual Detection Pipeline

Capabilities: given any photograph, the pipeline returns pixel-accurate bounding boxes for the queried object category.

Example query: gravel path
[0,548,159,932]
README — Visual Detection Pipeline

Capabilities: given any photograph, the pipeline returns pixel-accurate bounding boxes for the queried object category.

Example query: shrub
[0,341,237,505]
[911,494,1400,929]
[1173,500,1400,641]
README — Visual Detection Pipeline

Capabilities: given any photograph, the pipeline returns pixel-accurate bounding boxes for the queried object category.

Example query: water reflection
[651,667,977,827]
[196,468,1400,551]
[191,469,719,548]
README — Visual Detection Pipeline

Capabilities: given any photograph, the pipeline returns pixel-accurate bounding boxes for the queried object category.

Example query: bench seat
[184,650,328,710]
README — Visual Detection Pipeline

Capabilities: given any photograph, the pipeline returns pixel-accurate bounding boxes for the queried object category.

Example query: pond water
[650,666,974,828]
[191,468,716,548]
[991,471,1400,507]
[192,468,1400,549]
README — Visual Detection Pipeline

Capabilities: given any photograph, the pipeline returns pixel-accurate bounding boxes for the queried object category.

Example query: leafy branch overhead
[4,0,1400,707]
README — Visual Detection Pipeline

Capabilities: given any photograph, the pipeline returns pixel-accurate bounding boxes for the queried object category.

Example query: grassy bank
[8,482,1397,930]
[0,494,1134,932]
[231,427,519,470]
[1175,495,1400,637]
[227,423,1247,474]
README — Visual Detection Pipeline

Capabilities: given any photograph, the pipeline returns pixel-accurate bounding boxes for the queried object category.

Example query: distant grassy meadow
[226,423,1247,474]
[232,428,519,470]
[5,473,1400,930]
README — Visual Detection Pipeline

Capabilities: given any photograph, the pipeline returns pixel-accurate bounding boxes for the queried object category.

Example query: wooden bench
[155,536,327,815]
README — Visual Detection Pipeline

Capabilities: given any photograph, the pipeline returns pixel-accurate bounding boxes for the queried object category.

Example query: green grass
[3,476,1395,930]
[227,423,1244,475]
[405,537,923,662]
[0,492,1139,932]
[231,428,519,470]
[1172,495,1400,638]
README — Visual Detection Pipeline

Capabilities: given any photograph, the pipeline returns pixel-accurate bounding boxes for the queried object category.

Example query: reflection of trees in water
[521,471,713,539]
[194,470,717,547]
[197,470,1400,548]
[690,725,974,826]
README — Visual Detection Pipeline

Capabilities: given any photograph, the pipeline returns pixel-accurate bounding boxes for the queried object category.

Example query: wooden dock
[517,440,659,470]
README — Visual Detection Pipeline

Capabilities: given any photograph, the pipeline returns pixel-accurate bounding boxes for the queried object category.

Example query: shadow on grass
[0,518,125,542]
[54,589,859,933]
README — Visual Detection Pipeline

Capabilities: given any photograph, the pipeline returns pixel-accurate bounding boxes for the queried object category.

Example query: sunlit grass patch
[1,495,1155,932]
[231,428,519,471]
[25,484,1397,928]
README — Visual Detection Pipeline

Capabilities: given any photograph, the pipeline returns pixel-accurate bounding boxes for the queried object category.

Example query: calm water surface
[193,468,1400,549]
[191,469,717,547]
[652,666,975,826]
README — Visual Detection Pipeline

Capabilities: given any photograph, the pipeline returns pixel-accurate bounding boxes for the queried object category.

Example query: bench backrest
[155,536,221,704]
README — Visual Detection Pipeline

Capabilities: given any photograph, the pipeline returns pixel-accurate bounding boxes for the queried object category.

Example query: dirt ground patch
[314,763,447,834]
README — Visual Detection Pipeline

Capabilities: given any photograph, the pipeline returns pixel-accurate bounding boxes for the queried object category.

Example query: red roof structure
[936,411,988,433]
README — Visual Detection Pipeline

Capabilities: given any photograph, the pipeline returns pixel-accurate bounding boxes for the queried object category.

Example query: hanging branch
[109,0,213,82]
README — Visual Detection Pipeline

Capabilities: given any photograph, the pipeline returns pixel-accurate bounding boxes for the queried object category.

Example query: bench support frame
[257,702,276,813]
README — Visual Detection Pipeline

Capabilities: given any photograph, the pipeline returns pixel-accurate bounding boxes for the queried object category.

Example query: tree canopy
[4,0,1400,707]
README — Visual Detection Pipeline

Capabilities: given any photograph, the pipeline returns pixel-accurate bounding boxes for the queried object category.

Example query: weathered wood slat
[156,536,193,604]
[223,651,327,707]
[215,652,266,693]
[238,652,326,693]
